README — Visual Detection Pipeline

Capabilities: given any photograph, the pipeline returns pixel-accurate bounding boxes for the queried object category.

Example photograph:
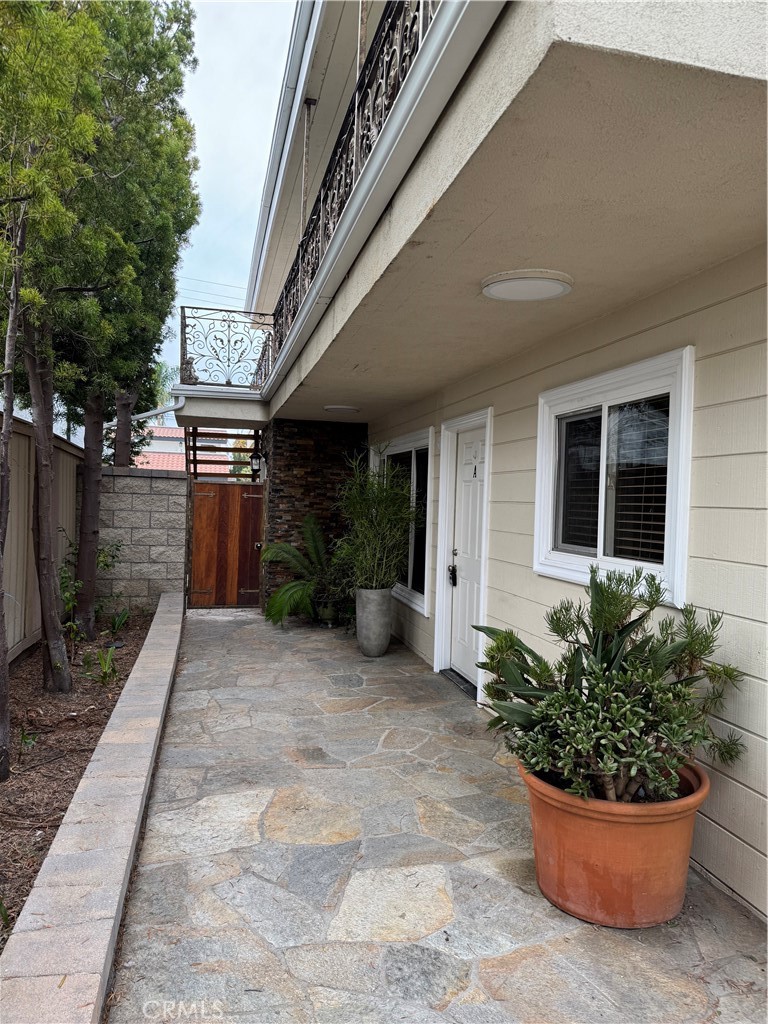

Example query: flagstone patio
[108,610,766,1024]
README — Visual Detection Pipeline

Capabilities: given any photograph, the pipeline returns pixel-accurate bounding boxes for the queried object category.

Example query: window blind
[556,410,602,554]
[387,447,428,595]
[604,394,669,564]
[411,447,428,595]
[388,451,413,588]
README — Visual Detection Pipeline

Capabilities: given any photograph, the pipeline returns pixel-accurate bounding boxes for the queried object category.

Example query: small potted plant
[475,566,744,928]
[337,455,416,657]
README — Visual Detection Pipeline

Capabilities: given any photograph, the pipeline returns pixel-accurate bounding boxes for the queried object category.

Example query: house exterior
[135,425,188,472]
[173,1,767,916]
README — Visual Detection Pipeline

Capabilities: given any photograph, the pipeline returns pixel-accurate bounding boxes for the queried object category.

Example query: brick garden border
[0,593,184,1024]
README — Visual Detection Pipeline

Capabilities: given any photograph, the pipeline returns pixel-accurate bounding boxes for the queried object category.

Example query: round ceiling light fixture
[323,404,360,414]
[481,269,573,301]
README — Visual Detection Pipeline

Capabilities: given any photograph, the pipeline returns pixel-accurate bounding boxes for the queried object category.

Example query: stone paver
[108,611,766,1024]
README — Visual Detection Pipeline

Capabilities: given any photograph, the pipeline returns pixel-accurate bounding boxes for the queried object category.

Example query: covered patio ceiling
[273,42,766,423]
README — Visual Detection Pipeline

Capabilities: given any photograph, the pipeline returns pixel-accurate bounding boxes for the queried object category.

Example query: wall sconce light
[250,431,267,482]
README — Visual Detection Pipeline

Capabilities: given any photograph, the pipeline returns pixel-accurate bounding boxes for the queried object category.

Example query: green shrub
[475,566,744,803]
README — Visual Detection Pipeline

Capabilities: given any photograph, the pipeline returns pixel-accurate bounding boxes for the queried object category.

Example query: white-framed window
[533,347,694,607]
[381,427,434,616]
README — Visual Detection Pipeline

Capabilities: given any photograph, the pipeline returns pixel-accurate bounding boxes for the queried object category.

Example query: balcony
[181,0,441,395]
[260,0,440,384]
[180,306,273,389]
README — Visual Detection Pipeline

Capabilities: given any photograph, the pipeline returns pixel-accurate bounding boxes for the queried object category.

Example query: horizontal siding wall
[2,420,83,663]
[371,245,767,916]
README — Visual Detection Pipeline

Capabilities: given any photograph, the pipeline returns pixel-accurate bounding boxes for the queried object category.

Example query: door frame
[434,406,493,691]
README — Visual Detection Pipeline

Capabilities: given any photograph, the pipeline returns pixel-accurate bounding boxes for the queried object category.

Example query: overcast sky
[162,0,295,367]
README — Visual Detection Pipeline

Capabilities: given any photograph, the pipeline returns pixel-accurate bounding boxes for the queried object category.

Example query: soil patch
[0,613,152,952]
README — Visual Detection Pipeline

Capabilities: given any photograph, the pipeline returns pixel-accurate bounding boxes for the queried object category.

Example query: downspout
[300,97,317,228]
[357,0,368,72]
[104,397,186,430]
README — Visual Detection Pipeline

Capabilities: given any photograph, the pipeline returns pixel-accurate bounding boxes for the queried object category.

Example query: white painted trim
[434,428,457,673]
[262,0,506,401]
[382,426,434,619]
[171,384,270,408]
[246,0,323,309]
[393,583,426,615]
[434,407,493,701]
[533,347,695,606]
[384,428,432,455]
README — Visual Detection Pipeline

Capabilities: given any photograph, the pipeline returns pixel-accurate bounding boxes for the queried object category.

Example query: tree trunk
[23,326,72,693]
[0,212,26,782]
[76,393,104,640]
[32,458,54,690]
[113,389,137,466]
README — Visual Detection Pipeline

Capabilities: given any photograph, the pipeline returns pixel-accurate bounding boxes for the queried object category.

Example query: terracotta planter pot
[518,761,710,928]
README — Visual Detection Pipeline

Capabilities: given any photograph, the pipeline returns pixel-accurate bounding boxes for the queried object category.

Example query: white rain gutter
[261,0,506,404]
[245,0,324,311]
[104,397,186,430]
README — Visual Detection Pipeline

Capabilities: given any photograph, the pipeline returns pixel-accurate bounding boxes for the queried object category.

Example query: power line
[177,286,245,300]
[177,287,250,306]
[178,275,246,291]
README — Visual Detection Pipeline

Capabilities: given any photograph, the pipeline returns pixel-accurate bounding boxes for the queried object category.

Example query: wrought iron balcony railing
[254,0,439,388]
[183,1,438,393]
[180,306,273,388]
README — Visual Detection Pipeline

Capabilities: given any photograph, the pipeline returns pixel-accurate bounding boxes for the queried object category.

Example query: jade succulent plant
[475,566,744,802]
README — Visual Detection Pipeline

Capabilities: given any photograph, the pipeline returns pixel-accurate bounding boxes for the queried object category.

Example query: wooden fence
[2,417,83,663]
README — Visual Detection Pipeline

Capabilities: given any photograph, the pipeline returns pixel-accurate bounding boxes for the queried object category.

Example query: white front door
[450,426,486,686]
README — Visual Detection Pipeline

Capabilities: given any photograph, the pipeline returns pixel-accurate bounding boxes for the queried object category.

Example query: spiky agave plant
[261,515,331,625]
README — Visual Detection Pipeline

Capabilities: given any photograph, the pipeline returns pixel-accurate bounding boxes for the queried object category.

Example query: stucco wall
[369,246,767,916]
[554,1,767,80]
[95,467,187,612]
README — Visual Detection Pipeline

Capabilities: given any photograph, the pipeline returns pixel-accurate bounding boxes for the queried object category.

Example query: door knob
[448,564,457,587]
[255,542,262,551]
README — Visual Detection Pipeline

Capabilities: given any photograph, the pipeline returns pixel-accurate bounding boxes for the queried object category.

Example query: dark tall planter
[356,588,392,657]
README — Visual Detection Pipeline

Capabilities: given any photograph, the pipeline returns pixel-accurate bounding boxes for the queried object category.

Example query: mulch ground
[0,613,152,953]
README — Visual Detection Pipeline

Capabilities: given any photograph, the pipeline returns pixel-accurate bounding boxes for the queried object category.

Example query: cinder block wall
[261,418,368,601]
[93,467,187,612]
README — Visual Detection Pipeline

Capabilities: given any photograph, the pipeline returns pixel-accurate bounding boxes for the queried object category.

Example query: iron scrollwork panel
[357,1,422,171]
[180,307,273,388]
[321,106,356,255]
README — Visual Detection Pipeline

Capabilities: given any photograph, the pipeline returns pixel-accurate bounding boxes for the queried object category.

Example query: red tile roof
[134,451,186,471]
[146,426,185,438]
[134,451,234,474]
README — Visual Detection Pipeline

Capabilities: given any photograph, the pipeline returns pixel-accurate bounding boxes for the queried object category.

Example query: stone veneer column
[261,418,368,603]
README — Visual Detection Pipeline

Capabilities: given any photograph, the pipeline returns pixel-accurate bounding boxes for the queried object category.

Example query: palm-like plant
[261,515,331,625]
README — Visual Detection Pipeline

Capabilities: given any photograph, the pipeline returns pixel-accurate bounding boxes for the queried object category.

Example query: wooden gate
[188,481,263,608]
